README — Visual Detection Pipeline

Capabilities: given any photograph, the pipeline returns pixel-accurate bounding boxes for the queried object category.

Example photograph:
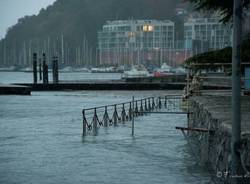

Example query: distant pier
[0,84,31,95]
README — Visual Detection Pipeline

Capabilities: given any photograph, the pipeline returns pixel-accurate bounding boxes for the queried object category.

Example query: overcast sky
[0,0,57,39]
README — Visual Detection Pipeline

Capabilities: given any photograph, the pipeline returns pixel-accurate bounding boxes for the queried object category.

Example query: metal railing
[82,95,183,135]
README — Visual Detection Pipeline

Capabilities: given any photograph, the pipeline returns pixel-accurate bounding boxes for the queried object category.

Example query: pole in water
[42,53,46,84]
[132,96,135,136]
[52,56,59,84]
[33,53,37,84]
[39,58,42,81]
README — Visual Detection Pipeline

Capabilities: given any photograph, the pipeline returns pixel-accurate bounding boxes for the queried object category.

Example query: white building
[184,17,232,50]
[97,20,175,66]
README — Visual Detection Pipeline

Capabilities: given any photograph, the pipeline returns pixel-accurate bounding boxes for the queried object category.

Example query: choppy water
[0,91,212,184]
[0,72,211,184]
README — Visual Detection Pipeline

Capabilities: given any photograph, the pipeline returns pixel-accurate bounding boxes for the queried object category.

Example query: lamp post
[231,0,242,183]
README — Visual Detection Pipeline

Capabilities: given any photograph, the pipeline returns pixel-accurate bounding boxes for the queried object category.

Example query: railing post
[164,96,167,108]
[152,97,155,110]
[140,100,143,115]
[113,105,118,126]
[135,101,138,116]
[158,97,162,109]
[121,103,126,122]
[103,106,108,127]
[144,98,148,111]
[129,102,132,121]
[148,98,151,111]
[93,108,98,135]
[82,110,87,135]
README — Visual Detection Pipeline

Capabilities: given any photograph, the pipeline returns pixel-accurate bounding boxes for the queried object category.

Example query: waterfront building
[184,17,232,51]
[97,20,175,67]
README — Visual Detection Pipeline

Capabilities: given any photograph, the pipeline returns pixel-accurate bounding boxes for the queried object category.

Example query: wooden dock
[14,82,186,91]
[0,84,31,95]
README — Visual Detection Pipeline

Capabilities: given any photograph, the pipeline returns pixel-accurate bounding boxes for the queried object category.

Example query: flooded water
[0,72,211,184]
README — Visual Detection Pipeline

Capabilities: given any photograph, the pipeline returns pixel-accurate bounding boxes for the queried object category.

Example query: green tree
[188,0,250,22]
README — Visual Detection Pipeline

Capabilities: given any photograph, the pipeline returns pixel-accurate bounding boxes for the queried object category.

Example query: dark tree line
[0,0,181,67]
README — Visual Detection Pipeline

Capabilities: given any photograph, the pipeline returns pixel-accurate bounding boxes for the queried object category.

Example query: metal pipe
[231,0,242,182]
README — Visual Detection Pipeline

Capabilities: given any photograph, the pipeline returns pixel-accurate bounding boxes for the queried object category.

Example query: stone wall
[188,96,250,182]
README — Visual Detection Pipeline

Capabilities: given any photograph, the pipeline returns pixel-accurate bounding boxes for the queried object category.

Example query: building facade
[97,20,175,67]
[184,17,232,52]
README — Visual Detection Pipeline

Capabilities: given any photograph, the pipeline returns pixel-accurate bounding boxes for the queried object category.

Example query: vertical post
[82,110,86,135]
[231,0,242,181]
[132,96,134,136]
[104,106,108,127]
[122,103,126,122]
[129,102,132,121]
[113,105,118,126]
[93,108,98,135]
[52,56,59,84]
[42,53,46,84]
[39,58,42,81]
[33,53,37,84]
[158,97,162,109]
[42,53,48,84]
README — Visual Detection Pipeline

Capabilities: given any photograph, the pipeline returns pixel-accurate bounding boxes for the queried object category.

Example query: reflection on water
[0,90,211,184]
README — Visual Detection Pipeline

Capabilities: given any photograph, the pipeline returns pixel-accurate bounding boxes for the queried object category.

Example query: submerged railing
[82,95,183,135]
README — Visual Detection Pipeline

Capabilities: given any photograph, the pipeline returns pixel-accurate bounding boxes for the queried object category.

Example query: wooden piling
[39,58,42,81]
[42,53,48,84]
[132,96,135,136]
[33,53,37,84]
[52,56,59,84]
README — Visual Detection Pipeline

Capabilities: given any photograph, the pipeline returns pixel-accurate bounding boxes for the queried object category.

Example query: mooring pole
[231,0,242,182]
[42,53,48,84]
[39,58,42,81]
[42,53,46,84]
[33,53,37,84]
[132,96,135,136]
[52,56,59,84]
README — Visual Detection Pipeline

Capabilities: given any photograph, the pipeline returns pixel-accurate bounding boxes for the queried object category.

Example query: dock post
[42,53,48,84]
[52,56,59,84]
[82,110,87,135]
[39,58,42,81]
[132,96,134,136]
[93,108,98,135]
[33,53,37,84]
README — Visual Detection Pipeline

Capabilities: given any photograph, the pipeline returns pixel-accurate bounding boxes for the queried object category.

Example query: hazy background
[0,0,56,39]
